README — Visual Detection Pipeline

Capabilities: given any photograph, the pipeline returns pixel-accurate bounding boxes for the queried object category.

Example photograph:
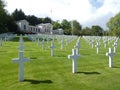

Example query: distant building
[16,20,64,35]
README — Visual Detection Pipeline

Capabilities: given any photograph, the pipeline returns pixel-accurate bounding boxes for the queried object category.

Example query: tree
[12,9,26,21]
[0,0,8,33]
[91,25,103,36]
[6,15,18,33]
[42,17,52,23]
[71,20,82,35]
[26,15,40,25]
[107,12,120,36]
[81,27,91,35]
[52,20,61,30]
[61,19,71,35]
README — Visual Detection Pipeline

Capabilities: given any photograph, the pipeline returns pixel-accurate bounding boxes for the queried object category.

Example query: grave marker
[12,51,30,81]
[95,42,100,54]
[106,48,115,68]
[113,42,118,53]
[50,41,55,56]
[68,49,80,73]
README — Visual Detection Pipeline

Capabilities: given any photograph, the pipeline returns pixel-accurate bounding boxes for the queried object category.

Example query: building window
[24,25,26,30]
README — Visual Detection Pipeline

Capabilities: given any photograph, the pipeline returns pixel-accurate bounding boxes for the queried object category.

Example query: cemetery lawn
[0,36,120,90]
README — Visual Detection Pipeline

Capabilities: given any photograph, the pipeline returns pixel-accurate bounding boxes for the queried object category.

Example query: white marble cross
[50,41,56,56]
[106,48,115,68]
[12,51,30,81]
[74,41,80,54]
[68,49,80,73]
[113,42,118,53]
[95,42,100,54]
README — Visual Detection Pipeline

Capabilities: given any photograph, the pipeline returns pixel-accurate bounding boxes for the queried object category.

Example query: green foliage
[107,12,120,36]
[52,20,61,30]
[81,27,91,35]
[42,17,52,23]
[0,0,8,33]
[61,19,71,35]
[26,15,40,25]
[71,20,82,35]
[12,9,26,21]
[91,25,103,36]
[6,15,18,33]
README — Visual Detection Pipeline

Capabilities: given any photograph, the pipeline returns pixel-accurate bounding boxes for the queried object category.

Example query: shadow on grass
[24,79,53,84]
[0,50,7,52]
[30,57,37,59]
[76,71,101,75]
[113,66,120,68]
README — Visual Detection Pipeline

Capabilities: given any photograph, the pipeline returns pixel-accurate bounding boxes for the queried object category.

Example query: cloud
[5,0,120,30]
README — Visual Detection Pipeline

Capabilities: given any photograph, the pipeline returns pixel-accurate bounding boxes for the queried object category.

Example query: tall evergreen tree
[12,9,26,21]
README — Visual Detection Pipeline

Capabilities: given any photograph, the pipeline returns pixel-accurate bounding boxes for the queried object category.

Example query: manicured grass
[0,36,120,90]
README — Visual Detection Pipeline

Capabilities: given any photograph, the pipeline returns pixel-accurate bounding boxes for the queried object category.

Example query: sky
[4,0,120,30]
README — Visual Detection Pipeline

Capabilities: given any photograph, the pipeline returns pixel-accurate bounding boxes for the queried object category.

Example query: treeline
[0,0,120,36]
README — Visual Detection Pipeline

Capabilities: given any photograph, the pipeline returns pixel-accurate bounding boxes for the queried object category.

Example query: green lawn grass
[0,36,120,90]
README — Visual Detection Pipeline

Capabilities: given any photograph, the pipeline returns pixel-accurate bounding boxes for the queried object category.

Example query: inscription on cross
[68,49,80,73]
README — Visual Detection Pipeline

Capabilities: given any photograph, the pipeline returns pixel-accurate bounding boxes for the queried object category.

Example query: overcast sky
[4,0,120,30]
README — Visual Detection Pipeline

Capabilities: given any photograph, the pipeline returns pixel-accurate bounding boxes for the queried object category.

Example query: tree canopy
[107,12,120,36]
[0,0,8,33]
[91,25,103,36]
[71,20,82,35]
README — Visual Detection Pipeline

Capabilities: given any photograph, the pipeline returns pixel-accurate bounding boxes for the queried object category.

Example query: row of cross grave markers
[83,36,117,48]
[68,37,81,73]
[83,36,119,68]
[26,34,77,56]
[106,37,119,68]
[27,34,79,73]
[12,35,30,82]
[0,33,17,47]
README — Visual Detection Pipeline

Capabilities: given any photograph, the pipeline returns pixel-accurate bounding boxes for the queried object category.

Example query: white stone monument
[12,51,30,81]
[106,48,115,68]
[95,42,100,54]
[50,41,55,56]
[74,41,80,54]
[68,49,80,73]
[113,42,118,53]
